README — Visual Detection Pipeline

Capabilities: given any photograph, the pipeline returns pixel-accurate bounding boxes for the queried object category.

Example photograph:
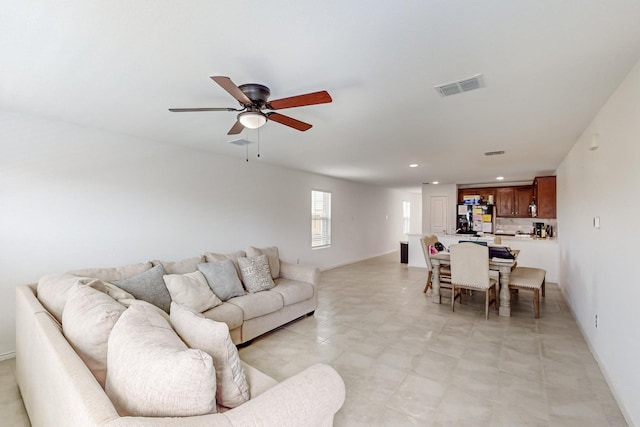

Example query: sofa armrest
[223,363,345,427]
[278,261,320,287]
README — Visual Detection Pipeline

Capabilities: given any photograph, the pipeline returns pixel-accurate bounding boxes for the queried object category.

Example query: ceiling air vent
[435,74,484,97]
[484,150,505,156]
[229,139,251,146]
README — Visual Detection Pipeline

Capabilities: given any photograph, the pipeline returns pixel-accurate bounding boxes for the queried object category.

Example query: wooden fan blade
[227,120,245,135]
[211,76,252,104]
[168,107,237,112]
[267,112,312,131]
[267,90,332,110]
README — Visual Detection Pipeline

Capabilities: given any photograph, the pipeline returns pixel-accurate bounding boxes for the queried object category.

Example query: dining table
[429,250,519,317]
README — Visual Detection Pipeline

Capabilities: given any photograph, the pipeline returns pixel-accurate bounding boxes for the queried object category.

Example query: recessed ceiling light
[409,164,418,168]
[496,176,504,180]
[432,181,439,185]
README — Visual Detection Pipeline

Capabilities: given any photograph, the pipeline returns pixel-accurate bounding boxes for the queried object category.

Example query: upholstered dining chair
[449,243,498,319]
[420,234,451,294]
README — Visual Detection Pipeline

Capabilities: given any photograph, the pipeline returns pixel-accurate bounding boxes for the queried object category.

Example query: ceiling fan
[169,76,332,135]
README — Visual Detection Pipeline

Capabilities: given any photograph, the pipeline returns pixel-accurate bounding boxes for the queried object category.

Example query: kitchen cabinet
[457,187,497,204]
[496,186,533,217]
[533,176,556,218]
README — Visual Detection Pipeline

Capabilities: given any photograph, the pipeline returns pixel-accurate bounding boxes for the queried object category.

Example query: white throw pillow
[246,246,280,279]
[105,302,217,417]
[62,284,126,388]
[170,302,250,408]
[238,254,276,293]
[163,271,222,313]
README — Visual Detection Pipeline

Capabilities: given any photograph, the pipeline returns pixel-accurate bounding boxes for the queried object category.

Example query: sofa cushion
[163,271,222,313]
[246,246,280,279]
[226,291,284,321]
[204,251,246,278]
[170,302,250,408]
[62,284,126,388]
[66,262,152,282]
[88,281,135,302]
[105,302,217,417]
[238,254,276,293]
[272,278,315,305]
[198,260,245,301]
[36,274,101,323]
[153,255,205,274]
[202,302,244,331]
[114,264,172,313]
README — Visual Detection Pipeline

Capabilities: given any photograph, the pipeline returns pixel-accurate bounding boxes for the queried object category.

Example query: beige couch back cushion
[36,274,101,324]
[62,284,126,388]
[105,302,217,417]
[66,262,152,282]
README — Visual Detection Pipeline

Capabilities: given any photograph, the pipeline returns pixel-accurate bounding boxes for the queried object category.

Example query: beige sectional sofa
[69,246,319,346]
[15,247,345,426]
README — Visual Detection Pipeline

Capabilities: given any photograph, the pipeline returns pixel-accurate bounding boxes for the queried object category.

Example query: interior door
[430,196,448,234]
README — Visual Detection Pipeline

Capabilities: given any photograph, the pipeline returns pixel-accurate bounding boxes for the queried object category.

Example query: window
[311,190,331,248]
[402,201,411,234]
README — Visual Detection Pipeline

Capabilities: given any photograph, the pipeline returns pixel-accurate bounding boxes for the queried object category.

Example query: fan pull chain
[245,138,249,162]
[257,129,261,158]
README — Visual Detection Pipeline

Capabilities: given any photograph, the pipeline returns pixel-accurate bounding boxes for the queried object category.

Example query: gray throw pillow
[114,265,172,313]
[197,261,245,301]
[238,254,275,293]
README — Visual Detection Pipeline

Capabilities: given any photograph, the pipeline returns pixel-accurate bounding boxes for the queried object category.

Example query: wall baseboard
[0,351,16,361]
[558,286,634,427]
[319,250,397,272]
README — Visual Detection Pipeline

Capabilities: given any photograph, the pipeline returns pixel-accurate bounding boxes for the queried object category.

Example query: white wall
[0,111,412,356]
[556,58,640,425]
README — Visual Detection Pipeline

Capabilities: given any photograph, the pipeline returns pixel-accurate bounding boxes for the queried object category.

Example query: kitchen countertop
[432,233,558,242]
[497,234,558,242]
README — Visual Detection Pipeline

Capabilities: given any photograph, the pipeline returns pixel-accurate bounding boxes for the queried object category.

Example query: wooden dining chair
[420,235,451,294]
[449,243,498,319]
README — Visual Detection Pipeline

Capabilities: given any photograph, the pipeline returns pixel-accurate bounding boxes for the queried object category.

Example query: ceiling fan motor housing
[238,83,270,107]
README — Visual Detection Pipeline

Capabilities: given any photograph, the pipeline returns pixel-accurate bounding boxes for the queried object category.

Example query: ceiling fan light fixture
[238,111,267,129]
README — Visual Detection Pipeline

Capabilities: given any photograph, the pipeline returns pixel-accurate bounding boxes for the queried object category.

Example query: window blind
[311,190,331,248]
[402,201,411,234]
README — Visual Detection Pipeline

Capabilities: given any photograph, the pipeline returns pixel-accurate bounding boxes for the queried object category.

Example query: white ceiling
[3,1,640,192]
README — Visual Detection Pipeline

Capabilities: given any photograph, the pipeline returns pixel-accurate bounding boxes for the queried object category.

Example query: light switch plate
[594,217,600,228]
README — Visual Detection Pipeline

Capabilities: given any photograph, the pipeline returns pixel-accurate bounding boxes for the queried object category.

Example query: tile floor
[0,252,628,426]
[0,357,29,426]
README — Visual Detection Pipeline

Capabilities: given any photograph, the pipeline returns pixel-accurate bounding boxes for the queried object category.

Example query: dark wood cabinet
[516,187,533,217]
[457,187,497,204]
[495,188,514,217]
[458,185,534,218]
[495,186,533,217]
[533,176,556,218]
